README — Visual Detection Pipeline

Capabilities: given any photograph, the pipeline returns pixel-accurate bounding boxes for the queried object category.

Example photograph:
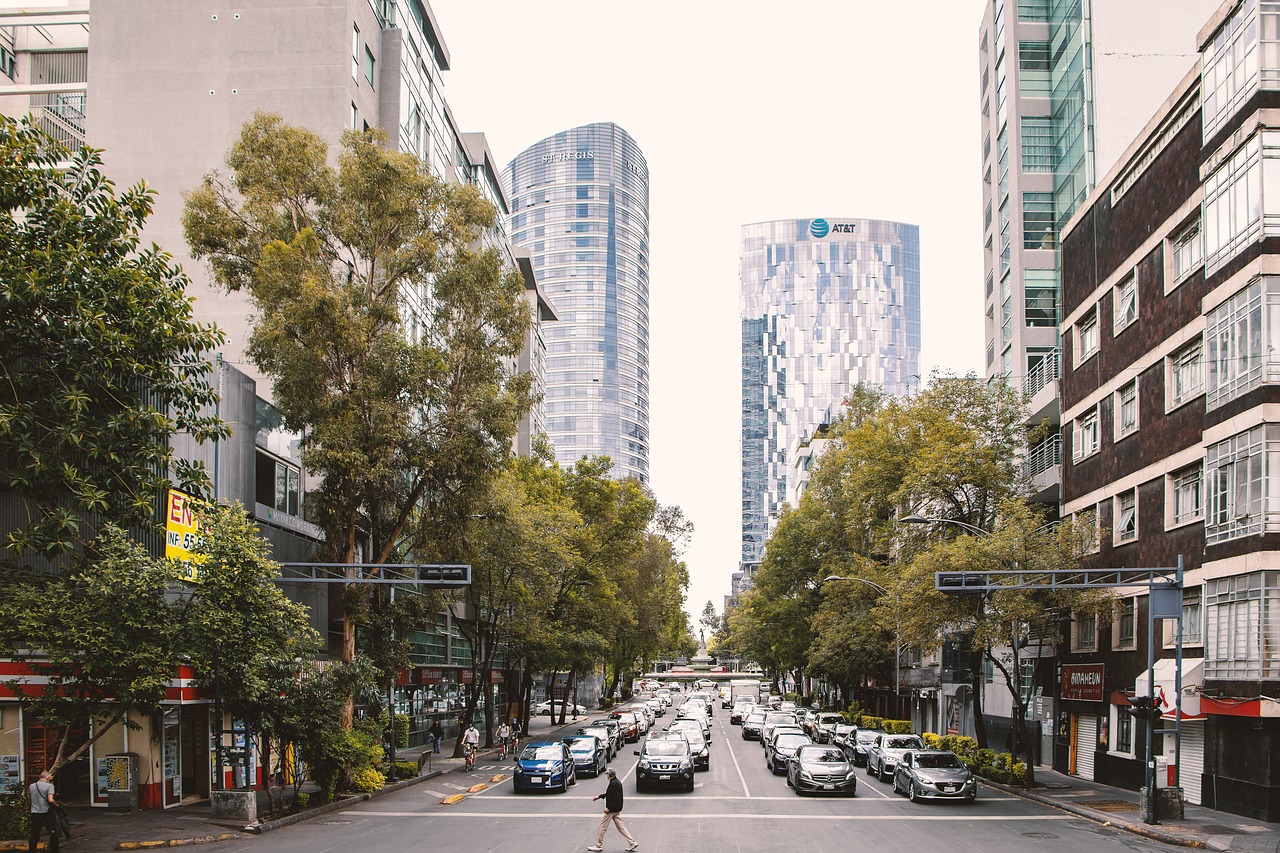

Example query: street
[209,698,1173,853]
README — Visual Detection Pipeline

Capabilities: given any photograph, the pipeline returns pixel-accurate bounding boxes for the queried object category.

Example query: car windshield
[820,714,844,724]
[566,738,596,752]
[682,731,707,747]
[765,713,795,725]
[646,741,690,757]
[580,728,609,741]
[834,724,856,735]
[856,730,882,744]
[521,745,564,761]
[887,737,923,750]
[916,753,964,769]
[799,747,845,762]
[776,734,808,747]
[591,719,617,729]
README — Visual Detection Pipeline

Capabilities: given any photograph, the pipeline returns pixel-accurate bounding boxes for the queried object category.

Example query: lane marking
[721,715,752,798]
[350,810,1076,821]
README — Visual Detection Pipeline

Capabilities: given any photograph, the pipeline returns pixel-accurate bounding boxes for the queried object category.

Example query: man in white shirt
[28,770,58,853]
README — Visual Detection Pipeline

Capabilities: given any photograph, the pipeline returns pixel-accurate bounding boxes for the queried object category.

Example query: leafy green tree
[0,115,226,561]
[182,114,532,724]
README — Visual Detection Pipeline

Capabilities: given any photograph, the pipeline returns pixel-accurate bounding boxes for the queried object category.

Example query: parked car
[588,718,625,753]
[786,744,858,796]
[742,708,769,740]
[845,728,884,766]
[810,712,847,743]
[564,734,608,777]
[610,710,642,742]
[634,733,695,792]
[892,749,977,802]
[867,733,925,782]
[536,700,586,717]
[766,732,811,774]
[513,741,577,793]
[575,725,617,760]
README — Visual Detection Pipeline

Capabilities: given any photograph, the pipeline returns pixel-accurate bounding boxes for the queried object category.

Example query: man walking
[28,770,58,853]
[588,768,637,852]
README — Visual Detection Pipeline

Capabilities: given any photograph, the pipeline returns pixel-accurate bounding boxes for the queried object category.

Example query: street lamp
[822,575,900,715]
[898,514,990,537]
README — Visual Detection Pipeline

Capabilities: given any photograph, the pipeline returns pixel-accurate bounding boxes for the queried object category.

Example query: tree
[182,114,532,724]
[0,116,227,561]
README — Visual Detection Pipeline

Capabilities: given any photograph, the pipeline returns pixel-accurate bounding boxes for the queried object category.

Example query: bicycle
[498,735,510,760]
[463,742,477,771]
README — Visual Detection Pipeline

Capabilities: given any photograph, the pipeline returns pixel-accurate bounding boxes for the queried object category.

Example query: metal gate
[1076,715,1097,781]
[1176,722,1204,805]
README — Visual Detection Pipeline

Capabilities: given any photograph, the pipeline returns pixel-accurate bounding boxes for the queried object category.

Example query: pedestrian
[429,719,444,755]
[588,767,637,852]
[28,770,59,853]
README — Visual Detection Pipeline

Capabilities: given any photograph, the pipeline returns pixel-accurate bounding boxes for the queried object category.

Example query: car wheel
[879,766,891,783]
[685,779,695,792]
[909,783,921,804]
[891,775,901,794]
[569,767,577,787]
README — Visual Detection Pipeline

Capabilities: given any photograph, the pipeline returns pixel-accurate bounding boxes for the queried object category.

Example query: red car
[609,710,641,742]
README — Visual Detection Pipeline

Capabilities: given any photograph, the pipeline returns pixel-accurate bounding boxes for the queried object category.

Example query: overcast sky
[430,0,990,624]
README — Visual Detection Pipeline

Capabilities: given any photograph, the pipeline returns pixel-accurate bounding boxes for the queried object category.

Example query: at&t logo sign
[810,218,830,238]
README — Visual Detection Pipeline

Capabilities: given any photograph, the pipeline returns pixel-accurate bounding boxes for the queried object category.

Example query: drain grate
[1078,800,1139,812]
[1021,832,1060,839]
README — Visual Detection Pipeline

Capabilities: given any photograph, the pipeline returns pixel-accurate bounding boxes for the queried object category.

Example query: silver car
[867,733,924,782]
[742,708,769,740]
[892,749,977,802]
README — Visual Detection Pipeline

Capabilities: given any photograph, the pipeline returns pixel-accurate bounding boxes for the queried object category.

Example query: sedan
[846,728,884,766]
[786,744,858,796]
[811,713,847,743]
[830,723,858,752]
[766,732,811,774]
[673,727,710,771]
[588,718,625,754]
[762,724,804,750]
[535,700,586,717]
[893,749,977,802]
[575,726,617,760]
[634,734,695,792]
[867,733,925,782]
[565,735,608,777]
[610,710,642,742]
[742,709,769,740]
[512,741,577,793]
[761,712,799,747]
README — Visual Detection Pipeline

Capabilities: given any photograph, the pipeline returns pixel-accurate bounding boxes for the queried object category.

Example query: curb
[116,834,241,850]
[982,779,1206,849]
[249,768,444,834]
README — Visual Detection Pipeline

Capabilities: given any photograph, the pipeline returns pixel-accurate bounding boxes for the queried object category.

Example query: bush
[884,719,913,734]
[394,714,410,749]
[351,767,385,793]
[394,761,418,778]
[921,732,943,749]
[1011,761,1028,786]
[0,783,28,841]
[288,792,310,815]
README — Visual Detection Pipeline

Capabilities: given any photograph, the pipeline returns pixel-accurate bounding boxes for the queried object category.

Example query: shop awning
[1134,657,1204,720]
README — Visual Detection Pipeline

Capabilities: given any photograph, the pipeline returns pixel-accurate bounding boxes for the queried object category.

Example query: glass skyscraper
[739,218,920,568]
[503,122,650,483]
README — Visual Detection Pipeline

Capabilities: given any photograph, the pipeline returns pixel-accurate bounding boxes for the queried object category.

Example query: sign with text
[1060,663,1105,702]
[165,489,205,580]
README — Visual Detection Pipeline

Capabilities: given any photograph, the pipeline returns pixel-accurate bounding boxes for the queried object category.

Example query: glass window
[1018,41,1052,97]
[1074,611,1097,651]
[1204,276,1280,409]
[1171,463,1204,526]
[1073,407,1099,461]
[1182,587,1203,646]
[999,196,1011,272]
[1077,310,1099,362]
[1114,274,1138,331]
[1202,1,1262,142]
[364,45,376,87]
[1018,0,1050,21]
[1023,192,1055,248]
[1203,136,1262,274]
[1116,597,1136,646]
[1206,571,1280,679]
[1115,491,1137,543]
[350,101,359,131]
[1021,116,1054,172]
[1171,217,1203,281]
[1116,381,1138,438]
[1168,340,1203,408]
[1204,424,1280,544]
[1114,706,1133,754]
[351,23,360,81]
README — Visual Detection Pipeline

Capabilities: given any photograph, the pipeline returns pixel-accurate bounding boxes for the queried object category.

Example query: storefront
[1056,663,1106,781]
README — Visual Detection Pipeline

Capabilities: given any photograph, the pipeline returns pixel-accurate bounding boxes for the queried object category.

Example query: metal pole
[214,652,223,791]
[1145,586,1158,825]
[1174,555,1184,791]
[387,586,397,779]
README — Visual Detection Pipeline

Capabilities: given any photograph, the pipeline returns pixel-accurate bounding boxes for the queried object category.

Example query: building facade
[1058,0,1280,820]
[739,218,921,575]
[503,122,651,484]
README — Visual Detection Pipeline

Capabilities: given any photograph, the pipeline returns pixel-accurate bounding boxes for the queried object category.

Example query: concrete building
[739,218,920,582]
[503,122,651,485]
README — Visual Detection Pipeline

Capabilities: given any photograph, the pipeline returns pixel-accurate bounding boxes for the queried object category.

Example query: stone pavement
[1,711,594,852]
[989,767,1280,851]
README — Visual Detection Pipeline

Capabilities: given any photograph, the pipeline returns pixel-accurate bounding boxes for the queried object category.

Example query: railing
[30,91,85,149]
[1024,433,1062,478]
[1023,348,1060,397]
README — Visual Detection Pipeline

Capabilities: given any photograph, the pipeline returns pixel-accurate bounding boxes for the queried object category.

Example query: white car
[536,700,587,716]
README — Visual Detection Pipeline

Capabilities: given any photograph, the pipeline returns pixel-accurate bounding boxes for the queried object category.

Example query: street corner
[115,833,242,850]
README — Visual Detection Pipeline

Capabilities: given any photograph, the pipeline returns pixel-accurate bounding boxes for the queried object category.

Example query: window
[1023,192,1055,249]
[1115,597,1136,648]
[350,101,359,131]
[1170,463,1204,527]
[1018,0,1050,21]
[1182,587,1203,646]
[1079,505,1100,553]
[1072,407,1099,461]
[363,45,375,87]
[1018,41,1051,97]
[1167,341,1203,409]
[1110,705,1134,756]
[1076,310,1099,362]
[1202,0,1263,141]
[1114,490,1137,544]
[998,196,1011,272]
[1204,424,1280,544]
[1021,117,1054,172]
[1203,135,1262,274]
[351,24,360,80]
[1113,273,1138,331]
[1206,571,1280,679]
[1073,611,1098,651]
[1024,269,1057,327]
[255,453,300,517]
[1115,381,1138,439]
[1205,277,1280,409]
[1171,217,1203,282]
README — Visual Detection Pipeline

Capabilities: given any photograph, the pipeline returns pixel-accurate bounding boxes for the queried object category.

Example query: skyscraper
[739,218,921,574]
[504,122,651,483]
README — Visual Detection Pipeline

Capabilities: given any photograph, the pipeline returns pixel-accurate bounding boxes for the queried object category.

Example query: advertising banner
[165,489,205,580]
[1060,663,1105,702]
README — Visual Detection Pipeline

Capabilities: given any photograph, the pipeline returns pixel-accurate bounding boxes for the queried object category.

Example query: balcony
[1024,433,1061,503]
[1023,348,1059,426]
[31,90,85,149]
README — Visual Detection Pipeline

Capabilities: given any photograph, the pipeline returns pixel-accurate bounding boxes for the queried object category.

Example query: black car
[589,717,625,753]
[635,734,695,792]
[845,728,884,766]
[786,744,857,796]
[766,732,811,775]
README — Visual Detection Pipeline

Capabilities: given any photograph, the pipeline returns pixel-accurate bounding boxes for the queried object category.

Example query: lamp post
[822,575,899,717]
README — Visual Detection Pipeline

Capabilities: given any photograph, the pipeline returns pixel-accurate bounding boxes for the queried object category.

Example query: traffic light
[936,573,986,594]
[1125,695,1162,720]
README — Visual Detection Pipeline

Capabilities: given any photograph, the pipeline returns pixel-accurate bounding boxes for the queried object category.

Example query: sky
[429,0,990,624]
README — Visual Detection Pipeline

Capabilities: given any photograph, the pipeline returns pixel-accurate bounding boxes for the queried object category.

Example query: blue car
[565,735,608,777]
[513,741,577,793]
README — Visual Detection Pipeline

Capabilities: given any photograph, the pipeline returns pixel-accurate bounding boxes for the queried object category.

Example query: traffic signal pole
[1145,587,1158,826]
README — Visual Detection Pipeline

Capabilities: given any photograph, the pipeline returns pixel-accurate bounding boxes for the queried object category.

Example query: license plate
[659,775,671,780]
[529,777,543,783]
[822,784,833,790]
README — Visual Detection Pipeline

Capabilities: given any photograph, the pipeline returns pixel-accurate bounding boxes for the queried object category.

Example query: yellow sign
[165,488,205,580]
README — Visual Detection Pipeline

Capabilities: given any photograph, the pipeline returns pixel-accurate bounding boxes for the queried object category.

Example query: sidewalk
[990,767,1280,852]
[2,712,596,852]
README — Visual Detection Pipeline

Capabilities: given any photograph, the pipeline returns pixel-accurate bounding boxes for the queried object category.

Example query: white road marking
[721,717,753,798]
[422,789,449,798]
[349,810,1076,821]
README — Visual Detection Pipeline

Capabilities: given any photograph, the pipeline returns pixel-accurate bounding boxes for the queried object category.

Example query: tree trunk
[969,648,988,749]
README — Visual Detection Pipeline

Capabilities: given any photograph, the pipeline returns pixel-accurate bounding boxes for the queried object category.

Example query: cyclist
[497,720,513,759]
[461,722,480,770]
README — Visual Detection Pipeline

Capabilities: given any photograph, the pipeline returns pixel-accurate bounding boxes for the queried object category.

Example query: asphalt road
[217,697,1175,853]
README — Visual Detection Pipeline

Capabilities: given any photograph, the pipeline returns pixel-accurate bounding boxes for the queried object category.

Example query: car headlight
[680,759,692,770]
[700,748,708,757]
[639,760,650,770]
[917,776,934,785]
[846,771,859,780]
[799,771,814,781]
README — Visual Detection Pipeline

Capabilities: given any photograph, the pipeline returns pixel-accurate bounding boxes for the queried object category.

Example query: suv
[634,734,695,792]
[867,733,925,782]
[810,712,846,743]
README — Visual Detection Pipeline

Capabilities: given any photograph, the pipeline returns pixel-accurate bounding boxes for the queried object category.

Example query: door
[1076,716,1097,781]
[162,708,181,808]
[1172,722,1204,805]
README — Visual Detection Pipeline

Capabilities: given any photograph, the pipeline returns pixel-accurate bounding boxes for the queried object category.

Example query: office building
[504,122,651,484]
[739,218,921,576]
